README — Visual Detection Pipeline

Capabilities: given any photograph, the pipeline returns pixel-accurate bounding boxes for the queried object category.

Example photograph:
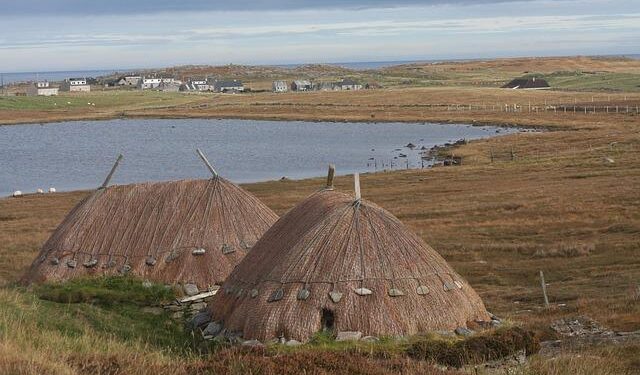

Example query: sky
[0,0,639,73]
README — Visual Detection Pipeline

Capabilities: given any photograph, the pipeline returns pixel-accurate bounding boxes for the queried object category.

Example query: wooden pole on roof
[196,148,218,178]
[100,154,123,189]
[326,164,335,189]
[354,173,361,201]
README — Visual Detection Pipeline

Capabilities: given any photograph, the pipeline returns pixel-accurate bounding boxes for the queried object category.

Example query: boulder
[183,283,199,296]
[336,331,362,342]
[202,322,223,337]
[190,302,207,311]
[285,339,302,346]
[242,339,265,348]
[190,311,211,329]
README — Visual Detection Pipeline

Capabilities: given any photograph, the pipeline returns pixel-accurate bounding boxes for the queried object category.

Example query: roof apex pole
[196,148,218,178]
[354,173,361,201]
[326,164,336,190]
[100,154,123,189]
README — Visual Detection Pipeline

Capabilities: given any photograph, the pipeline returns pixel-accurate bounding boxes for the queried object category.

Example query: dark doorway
[321,308,335,331]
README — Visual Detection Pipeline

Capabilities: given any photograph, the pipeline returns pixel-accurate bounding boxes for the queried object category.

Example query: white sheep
[48,187,57,193]
[36,188,44,194]
[12,190,23,197]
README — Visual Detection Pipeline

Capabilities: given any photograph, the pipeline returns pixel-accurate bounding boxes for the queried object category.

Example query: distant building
[213,79,244,93]
[337,78,362,91]
[26,81,58,96]
[316,81,339,91]
[502,77,550,90]
[158,81,181,92]
[61,78,90,92]
[291,80,312,91]
[272,80,288,93]
[138,77,161,90]
[118,76,141,86]
[181,78,212,92]
[138,76,179,90]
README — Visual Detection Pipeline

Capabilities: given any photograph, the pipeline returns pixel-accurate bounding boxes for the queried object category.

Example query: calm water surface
[0,119,520,196]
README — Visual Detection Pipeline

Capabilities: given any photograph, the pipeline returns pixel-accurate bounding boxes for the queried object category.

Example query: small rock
[142,280,153,288]
[203,322,223,337]
[192,248,206,255]
[336,331,362,342]
[242,339,264,348]
[190,302,207,311]
[171,311,184,319]
[183,283,199,296]
[455,327,474,337]
[361,336,379,342]
[603,157,615,164]
[285,339,302,346]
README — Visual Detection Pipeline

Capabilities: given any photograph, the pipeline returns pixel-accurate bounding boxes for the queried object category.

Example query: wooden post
[540,270,550,308]
[100,154,123,189]
[196,149,218,178]
[354,173,361,201]
[326,164,335,189]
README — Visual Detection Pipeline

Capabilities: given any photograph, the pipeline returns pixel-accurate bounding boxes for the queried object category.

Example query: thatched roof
[23,177,278,288]
[209,182,490,342]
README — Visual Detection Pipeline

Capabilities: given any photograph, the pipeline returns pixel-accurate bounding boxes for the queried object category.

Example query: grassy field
[1,56,639,373]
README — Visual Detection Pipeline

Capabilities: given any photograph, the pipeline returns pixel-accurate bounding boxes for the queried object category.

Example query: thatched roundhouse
[209,181,490,342]
[23,177,278,289]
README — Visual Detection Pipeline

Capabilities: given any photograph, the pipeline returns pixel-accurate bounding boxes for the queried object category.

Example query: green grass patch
[35,276,175,306]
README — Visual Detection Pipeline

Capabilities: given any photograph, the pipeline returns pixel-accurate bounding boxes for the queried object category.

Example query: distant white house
[26,81,59,96]
[138,77,162,90]
[213,79,244,93]
[337,78,362,91]
[272,80,288,93]
[118,76,141,86]
[137,76,180,90]
[291,80,312,91]
[181,78,212,92]
[61,78,90,92]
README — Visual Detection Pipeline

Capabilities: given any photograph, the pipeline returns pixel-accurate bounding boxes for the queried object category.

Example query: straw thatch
[209,186,490,342]
[24,177,278,288]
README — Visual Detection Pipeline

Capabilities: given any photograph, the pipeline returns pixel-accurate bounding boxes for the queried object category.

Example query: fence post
[540,271,550,308]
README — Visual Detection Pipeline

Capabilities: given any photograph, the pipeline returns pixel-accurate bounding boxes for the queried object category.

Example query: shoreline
[0,111,536,130]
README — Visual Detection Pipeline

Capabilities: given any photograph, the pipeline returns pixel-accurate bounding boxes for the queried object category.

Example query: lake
[0,119,520,196]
